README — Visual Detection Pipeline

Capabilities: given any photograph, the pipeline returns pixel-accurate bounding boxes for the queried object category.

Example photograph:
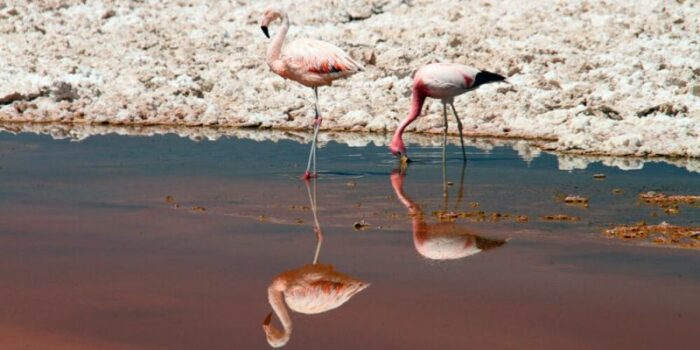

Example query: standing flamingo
[262,179,369,347]
[390,63,508,163]
[390,166,507,260]
[259,6,364,179]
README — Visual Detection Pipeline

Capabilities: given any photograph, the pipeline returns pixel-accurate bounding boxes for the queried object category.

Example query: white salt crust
[0,0,698,157]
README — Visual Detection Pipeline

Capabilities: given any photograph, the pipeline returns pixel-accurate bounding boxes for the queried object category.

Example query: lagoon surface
[0,130,698,349]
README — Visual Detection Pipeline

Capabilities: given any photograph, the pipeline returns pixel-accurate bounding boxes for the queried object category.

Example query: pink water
[0,132,698,349]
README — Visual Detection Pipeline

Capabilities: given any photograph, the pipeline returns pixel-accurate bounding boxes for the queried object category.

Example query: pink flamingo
[262,179,369,347]
[259,7,364,179]
[390,63,508,162]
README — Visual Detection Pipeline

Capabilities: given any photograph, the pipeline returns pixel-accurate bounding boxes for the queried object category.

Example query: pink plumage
[390,63,507,161]
[279,38,363,87]
[260,7,363,179]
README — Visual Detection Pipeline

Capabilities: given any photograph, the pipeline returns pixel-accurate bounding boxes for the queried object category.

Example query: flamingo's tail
[474,70,507,87]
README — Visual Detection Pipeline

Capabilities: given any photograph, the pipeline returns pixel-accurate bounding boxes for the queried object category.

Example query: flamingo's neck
[390,173,428,244]
[267,281,292,345]
[391,174,420,216]
[391,83,426,152]
[266,14,290,76]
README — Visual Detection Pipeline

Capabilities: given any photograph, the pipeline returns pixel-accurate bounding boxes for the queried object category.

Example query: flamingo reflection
[391,163,507,260]
[262,179,369,348]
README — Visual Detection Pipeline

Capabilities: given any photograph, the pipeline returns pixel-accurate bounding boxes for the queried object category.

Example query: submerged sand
[0,0,699,157]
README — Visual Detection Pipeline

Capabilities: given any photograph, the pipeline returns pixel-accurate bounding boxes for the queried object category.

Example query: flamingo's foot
[301,171,318,180]
[313,117,323,127]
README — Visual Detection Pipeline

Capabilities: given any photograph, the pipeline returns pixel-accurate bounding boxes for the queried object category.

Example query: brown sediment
[386,212,402,220]
[638,191,700,215]
[593,173,606,180]
[542,214,581,222]
[515,215,529,223]
[353,219,370,230]
[433,210,528,223]
[638,191,700,206]
[664,207,679,215]
[288,205,310,211]
[191,206,206,213]
[604,222,700,249]
[564,195,589,208]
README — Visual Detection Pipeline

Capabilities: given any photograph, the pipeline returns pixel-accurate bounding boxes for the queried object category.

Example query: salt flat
[0,0,698,157]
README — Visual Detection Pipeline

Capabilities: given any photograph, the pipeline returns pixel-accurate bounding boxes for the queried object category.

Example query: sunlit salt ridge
[2,123,697,174]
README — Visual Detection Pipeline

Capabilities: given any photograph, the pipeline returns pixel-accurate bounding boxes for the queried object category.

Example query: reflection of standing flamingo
[390,63,507,163]
[259,7,364,179]
[262,179,369,347]
[390,167,506,260]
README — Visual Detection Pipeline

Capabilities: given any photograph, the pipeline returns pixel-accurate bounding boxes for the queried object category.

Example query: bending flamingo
[262,179,369,347]
[390,63,507,163]
[259,6,364,179]
[390,168,506,260]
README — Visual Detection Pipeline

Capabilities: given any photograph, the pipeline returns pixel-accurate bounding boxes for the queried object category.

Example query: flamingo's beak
[261,26,270,39]
[263,312,273,326]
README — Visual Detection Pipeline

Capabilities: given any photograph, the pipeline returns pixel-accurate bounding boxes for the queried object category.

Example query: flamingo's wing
[283,264,369,314]
[284,39,364,76]
[420,63,480,90]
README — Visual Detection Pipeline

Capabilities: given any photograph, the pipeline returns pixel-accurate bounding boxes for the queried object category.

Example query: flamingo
[390,63,508,163]
[390,166,506,260]
[259,6,364,179]
[262,179,369,347]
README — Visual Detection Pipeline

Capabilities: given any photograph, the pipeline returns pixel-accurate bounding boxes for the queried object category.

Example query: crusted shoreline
[2,121,699,174]
[1,0,699,157]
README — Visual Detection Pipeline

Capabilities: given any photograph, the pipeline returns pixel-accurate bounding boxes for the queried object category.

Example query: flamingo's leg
[450,103,467,161]
[442,103,449,135]
[454,160,467,210]
[442,103,448,200]
[305,178,323,264]
[303,88,321,179]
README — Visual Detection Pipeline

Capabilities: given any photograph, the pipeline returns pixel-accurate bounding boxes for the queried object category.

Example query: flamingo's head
[259,6,285,39]
[390,138,410,164]
[262,312,291,348]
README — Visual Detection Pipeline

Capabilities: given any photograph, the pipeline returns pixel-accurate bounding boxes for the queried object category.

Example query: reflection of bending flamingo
[390,168,506,260]
[262,179,369,348]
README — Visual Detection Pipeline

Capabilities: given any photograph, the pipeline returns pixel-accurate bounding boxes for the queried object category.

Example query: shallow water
[0,130,698,350]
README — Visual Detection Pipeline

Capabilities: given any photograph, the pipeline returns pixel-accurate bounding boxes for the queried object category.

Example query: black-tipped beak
[261,26,270,39]
[263,312,272,325]
[394,152,410,164]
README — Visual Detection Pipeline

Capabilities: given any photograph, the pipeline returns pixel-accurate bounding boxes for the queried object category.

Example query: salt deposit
[0,0,698,157]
